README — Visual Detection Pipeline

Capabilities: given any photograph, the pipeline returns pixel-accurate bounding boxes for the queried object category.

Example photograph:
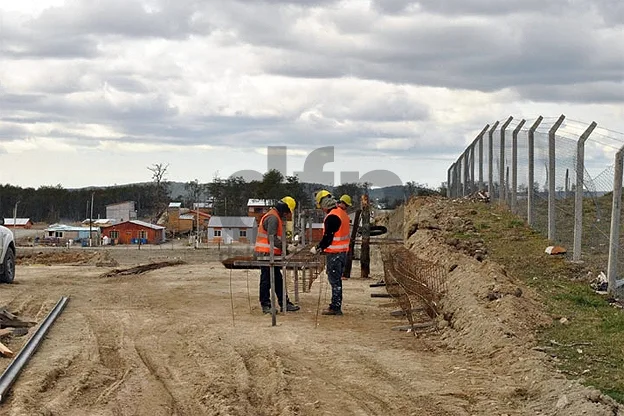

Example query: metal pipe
[0,296,70,402]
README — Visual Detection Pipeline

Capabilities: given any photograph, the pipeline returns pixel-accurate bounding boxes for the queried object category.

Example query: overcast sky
[1,0,623,190]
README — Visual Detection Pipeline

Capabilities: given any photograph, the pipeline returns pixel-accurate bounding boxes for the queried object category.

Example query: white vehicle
[0,219,16,283]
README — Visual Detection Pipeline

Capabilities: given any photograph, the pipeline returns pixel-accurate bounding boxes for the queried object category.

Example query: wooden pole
[269,235,277,326]
[281,224,287,313]
[360,195,370,279]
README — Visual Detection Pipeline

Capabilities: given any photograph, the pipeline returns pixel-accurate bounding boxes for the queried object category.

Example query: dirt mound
[396,196,621,415]
[16,250,119,267]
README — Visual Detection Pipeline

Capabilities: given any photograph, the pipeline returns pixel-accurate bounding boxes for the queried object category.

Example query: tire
[0,249,15,284]
[357,226,388,237]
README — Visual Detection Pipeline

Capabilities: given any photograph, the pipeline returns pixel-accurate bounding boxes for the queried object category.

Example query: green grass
[457,202,624,403]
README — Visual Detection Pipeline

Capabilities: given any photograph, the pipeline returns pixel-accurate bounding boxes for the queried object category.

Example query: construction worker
[309,190,350,315]
[338,194,352,211]
[255,196,300,314]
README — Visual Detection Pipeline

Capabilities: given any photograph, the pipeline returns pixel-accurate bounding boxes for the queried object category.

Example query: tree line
[0,164,439,224]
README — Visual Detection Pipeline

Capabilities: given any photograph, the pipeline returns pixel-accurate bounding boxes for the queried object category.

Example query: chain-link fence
[448,115,624,294]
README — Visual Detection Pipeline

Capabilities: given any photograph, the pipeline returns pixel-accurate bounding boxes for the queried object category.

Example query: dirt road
[0,203,620,415]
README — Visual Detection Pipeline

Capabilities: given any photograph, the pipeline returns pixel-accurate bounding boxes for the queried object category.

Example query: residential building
[192,202,213,215]
[207,216,257,244]
[44,224,99,245]
[2,218,33,229]
[101,220,165,245]
[247,199,273,223]
[106,201,137,223]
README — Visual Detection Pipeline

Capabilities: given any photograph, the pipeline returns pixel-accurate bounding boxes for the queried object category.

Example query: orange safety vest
[324,208,350,253]
[255,209,283,255]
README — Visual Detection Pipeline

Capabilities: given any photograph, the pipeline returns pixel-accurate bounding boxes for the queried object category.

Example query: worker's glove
[309,246,320,255]
[287,244,296,254]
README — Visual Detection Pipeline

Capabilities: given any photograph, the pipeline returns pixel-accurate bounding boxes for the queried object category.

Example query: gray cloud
[410,0,575,16]
[29,0,209,39]
[518,82,624,103]
[251,4,623,102]
[1,0,622,176]
[0,123,28,141]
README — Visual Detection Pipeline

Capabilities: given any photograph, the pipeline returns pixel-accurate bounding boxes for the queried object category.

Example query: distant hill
[166,181,431,208]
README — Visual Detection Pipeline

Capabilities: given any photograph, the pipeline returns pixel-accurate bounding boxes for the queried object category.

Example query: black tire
[357,225,388,237]
[1,249,15,284]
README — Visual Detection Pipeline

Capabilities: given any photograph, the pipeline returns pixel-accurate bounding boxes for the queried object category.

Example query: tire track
[134,344,205,416]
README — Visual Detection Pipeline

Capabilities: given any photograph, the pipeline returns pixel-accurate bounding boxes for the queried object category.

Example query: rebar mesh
[380,245,447,331]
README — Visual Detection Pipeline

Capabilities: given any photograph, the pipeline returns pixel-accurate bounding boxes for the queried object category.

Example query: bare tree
[148,163,169,185]
[147,163,170,220]
[184,179,206,207]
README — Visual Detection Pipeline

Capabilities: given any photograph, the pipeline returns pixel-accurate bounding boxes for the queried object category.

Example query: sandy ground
[0,200,621,416]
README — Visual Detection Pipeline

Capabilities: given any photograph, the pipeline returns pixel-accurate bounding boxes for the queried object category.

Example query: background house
[247,199,272,223]
[188,210,211,231]
[106,201,137,223]
[192,202,213,215]
[101,220,165,245]
[303,223,324,243]
[207,216,257,244]
[82,218,116,227]
[165,202,193,235]
[44,224,99,245]
[3,218,33,229]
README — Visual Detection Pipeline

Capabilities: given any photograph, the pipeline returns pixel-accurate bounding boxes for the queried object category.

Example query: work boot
[322,307,343,316]
[281,302,300,312]
[261,305,272,314]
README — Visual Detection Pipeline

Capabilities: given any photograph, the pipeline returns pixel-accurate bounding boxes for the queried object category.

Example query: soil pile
[394,196,620,415]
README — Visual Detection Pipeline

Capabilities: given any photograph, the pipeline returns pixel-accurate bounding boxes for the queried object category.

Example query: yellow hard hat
[315,190,331,208]
[339,194,352,206]
[281,196,296,213]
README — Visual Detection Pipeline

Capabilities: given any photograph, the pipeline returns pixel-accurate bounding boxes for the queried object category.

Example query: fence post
[573,122,597,261]
[478,124,489,192]
[463,150,470,196]
[488,121,500,199]
[548,115,565,241]
[469,142,476,194]
[511,119,526,214]
[527,116,543,226]
[447,164,454,198]
[455,158,462,197]
[499,117,514,205]
[607,146,624,295]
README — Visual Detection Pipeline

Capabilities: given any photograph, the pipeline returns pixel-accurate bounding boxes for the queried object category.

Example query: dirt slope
[0,198,619,415]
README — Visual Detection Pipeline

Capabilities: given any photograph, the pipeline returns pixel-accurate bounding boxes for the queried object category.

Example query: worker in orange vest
[255,197,300,314]
[338,194,352,211]
[309,190,350,315]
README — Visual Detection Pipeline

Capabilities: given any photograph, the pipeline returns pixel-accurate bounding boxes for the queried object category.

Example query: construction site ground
[0,198,622,416]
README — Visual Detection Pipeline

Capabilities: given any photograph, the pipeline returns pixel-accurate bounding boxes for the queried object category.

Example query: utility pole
[195,203,199,249]
[13,200,20,240]
[89,192,94,247]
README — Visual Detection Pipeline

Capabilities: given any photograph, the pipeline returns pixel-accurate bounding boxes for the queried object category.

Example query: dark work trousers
[259,266,286,307]
[326,252,347,311]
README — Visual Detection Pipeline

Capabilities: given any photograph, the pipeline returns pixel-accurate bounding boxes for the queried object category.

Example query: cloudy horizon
[1,0,623,190]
